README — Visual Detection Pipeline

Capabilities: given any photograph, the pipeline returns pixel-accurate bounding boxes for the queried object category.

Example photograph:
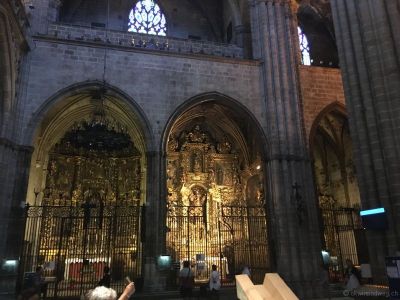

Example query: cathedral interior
[0,0,399,298]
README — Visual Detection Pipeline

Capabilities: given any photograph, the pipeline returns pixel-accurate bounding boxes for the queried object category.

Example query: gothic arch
[162,92,269,161]
[162,92,271,284]
[25,81,154,206]
[310,102,364,277]
[24,81,154,150]
[309,101,347,149]
[296,0,339,67]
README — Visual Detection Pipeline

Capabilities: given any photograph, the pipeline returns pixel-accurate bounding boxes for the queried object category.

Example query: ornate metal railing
[18,204,142,298]
[166,205,270,287]
[320,207,364,281]
[46,23,244,59]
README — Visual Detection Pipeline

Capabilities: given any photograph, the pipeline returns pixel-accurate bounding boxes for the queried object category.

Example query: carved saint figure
[208,168,215,184]
[72,184,82,203]
[167,134,179,152]
[187,125,206,143]
[193,152,203,173]
[217,135,232,154]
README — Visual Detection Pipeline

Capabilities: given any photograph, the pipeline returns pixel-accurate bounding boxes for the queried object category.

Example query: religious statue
[256,186,265,205]
[72,184,82,203]
[193,152,203,173]
[232,166,240,186]
[208,168,215,184]
[217,135,232,154]
[167,134,179,152]
[216,166,223,185]
[187,125,207,143]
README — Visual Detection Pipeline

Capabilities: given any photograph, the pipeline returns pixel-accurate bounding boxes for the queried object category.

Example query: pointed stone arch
[309,101,347,149]
[309,101,365,277]
[25,81,154,206]
[162,92,272,284]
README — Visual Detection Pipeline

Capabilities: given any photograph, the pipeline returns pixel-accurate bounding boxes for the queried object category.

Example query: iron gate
[19,204,142,298]
[321,207,364,280]
[166,205,269,285]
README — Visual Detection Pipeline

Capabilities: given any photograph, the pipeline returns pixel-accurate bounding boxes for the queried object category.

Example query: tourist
[98,266,111,288]
[179,261,194,299]
[85,282,135,300]
[34,266,47,299]
[344,259,360,291]
[241,265,251,277]
[209,264,221,299]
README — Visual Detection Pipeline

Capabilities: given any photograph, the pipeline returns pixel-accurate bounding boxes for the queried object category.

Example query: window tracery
[298,26,311,66]
[128,0,166,36]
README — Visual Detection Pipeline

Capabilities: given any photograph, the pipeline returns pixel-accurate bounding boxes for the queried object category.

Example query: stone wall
[20,36,257,146]
[59,0,224,42]
[299,65,346,143]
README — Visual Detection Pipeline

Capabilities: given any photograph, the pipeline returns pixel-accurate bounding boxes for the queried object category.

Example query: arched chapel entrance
[164,98,271,285]
[19,84,149,297]
[310,105,367,280]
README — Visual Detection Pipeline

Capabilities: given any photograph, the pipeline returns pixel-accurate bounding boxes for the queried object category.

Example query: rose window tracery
[128,0,166,36]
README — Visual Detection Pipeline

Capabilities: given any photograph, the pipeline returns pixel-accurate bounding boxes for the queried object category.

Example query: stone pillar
[0,139,33,294]
[143,149,166,291]
[249,0,323,297]
[331,0,400,283]
[5,145,33,257]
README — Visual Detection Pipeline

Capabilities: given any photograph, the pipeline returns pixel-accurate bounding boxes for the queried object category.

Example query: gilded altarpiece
[166,125,269,284]
[20,119,143,297]
[313,112,364,280]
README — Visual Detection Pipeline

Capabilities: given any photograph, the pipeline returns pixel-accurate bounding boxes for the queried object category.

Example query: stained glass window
[128,0,166,36]
[298,26,311,66]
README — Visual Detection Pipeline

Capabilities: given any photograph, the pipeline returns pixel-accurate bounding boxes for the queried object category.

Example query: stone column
[5,145,33,257]
[0,140,33,294]
[143,149,166,291]
[331,0,400,283]
[249,0,323,297]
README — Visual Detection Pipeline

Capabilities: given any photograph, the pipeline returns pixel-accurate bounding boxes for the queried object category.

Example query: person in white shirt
[241,265,251,277]
[179,261,194,299]
[209,264,221,299]
[85,283,135,300]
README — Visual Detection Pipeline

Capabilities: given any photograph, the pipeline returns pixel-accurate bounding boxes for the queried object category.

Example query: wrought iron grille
[166,205,269,286]
[320,207,363,280]
[18,204,142,298]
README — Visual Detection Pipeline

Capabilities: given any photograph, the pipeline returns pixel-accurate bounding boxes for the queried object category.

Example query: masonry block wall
[299,65,346,144]
[21,38,261,144]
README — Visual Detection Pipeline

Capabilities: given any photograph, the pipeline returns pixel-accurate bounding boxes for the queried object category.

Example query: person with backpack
[179,261,194,299]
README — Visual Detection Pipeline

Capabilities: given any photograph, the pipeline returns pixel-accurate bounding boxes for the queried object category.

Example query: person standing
[85,282,135,300]
[241,265,251,277]
[34,266,47,299]
[98,266,111,288]
[209,265,221,299]
[344,259,360,291]
[179,261,194,299]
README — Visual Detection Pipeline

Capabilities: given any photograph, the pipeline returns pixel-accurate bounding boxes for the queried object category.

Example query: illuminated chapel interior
[165,103,269,284]
[22,91,147,295]
[1,0,399,298]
